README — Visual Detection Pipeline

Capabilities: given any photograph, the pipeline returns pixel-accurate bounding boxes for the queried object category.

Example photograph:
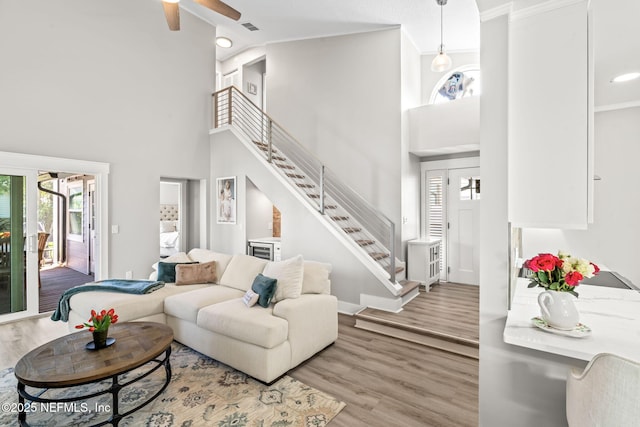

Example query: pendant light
[431,0,452,72]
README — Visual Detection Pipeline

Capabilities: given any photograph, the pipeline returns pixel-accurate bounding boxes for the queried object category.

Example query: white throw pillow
[264,255,305,303]
[301,260,332,294]
[219,254,268,292]
[242,289,259,307]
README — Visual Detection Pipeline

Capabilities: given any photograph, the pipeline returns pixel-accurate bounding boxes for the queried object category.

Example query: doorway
[422,156,480,286]
[0,151,109,323]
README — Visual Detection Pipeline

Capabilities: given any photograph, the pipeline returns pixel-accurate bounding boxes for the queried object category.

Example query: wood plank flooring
[0,314,478,426]
[39,266,94,313]
[355,282,479,358]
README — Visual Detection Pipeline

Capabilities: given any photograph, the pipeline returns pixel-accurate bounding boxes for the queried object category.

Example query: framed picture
[247,82,257,95]
[216,176,236,224]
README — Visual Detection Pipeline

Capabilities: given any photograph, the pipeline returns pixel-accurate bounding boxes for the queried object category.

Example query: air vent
[241,22,259,31]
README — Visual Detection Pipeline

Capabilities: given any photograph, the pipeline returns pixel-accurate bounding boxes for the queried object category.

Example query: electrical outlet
[125,271,132,279]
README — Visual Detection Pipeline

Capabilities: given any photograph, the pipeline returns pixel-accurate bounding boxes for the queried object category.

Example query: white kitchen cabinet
[508,0,594,229]
[408,239,441,291]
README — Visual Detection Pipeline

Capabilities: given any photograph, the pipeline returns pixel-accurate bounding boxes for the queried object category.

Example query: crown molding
[510,0,586,22]
[479,4,512,23]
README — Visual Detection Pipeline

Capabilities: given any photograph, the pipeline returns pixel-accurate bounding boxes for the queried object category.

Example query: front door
[447,167,480,285]
[0,168,39,322]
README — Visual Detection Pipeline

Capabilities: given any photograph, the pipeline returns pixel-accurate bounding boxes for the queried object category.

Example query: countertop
[504,278,640,361]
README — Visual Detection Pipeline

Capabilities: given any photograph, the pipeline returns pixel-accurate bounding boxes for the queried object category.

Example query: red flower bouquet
[525,251,599,297]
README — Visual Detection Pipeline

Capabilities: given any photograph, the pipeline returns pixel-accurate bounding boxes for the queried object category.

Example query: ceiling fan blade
[195,0,241,21]
[162,1,181,31]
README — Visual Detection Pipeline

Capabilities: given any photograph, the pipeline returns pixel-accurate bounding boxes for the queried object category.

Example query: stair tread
[286,173,305,179]
[356,239,375,246]
[296,183,315,188]
[343,227,361,233]
[354,310,479,348]
[398,280,420,296]
[386,265,406,275]
[369,252,390,261]
[307,194,320,199]
[275,163,295,170]
[331,216,349,221]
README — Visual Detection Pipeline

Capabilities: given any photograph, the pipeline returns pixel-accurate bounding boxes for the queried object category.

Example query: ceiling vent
[241,22,259,31]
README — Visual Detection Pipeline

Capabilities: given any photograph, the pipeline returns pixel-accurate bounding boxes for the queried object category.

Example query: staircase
[212,86,417,303]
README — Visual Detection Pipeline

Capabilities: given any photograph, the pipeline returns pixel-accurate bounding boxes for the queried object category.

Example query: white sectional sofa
[66,248,338,383]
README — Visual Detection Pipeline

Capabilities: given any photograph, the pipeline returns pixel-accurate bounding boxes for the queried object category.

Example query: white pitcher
[537,290,579,330]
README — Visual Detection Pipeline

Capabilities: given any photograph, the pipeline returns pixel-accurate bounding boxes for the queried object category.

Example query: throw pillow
[301,260,332,294]
[157,261,197,283]
[219,254,269,292]
[242,289,260,307]
[263,254,304,303]
[175,261,216,285]
[251,274,278,308]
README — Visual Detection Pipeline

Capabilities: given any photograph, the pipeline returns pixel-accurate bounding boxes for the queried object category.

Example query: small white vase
[537,290,579,330]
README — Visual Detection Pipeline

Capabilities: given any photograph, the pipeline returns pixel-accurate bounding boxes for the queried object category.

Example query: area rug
[0,342,345,426]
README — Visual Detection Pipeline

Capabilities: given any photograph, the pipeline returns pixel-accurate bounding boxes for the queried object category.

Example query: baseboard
[337,300,365,315]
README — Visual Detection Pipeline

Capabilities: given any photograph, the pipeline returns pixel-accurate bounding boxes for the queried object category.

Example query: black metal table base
[17,346,172,426]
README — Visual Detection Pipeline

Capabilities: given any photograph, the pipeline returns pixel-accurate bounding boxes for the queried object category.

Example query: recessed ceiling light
[611,72,640,83]
[216,37,233,48]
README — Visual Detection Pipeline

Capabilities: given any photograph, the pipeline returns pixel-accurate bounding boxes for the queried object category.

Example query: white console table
[407,239,441,291]
[504,278,640,361]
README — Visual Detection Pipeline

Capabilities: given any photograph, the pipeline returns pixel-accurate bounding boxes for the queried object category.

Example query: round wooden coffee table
[14,322,173,427]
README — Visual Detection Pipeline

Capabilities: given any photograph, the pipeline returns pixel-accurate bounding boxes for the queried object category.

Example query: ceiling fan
[162,0,241,31]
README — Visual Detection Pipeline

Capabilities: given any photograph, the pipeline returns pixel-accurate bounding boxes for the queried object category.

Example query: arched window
[429,65,481,104]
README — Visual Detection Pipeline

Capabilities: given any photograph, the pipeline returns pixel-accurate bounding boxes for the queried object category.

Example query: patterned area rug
[0,342,345,426]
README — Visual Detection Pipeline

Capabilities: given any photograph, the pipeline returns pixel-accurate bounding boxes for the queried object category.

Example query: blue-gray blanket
[51,279,165,322]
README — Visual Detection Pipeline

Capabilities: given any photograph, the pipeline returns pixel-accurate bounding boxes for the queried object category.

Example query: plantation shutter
[426,170,447,280]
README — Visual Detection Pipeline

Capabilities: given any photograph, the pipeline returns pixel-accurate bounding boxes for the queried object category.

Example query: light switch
[111,225,119,234]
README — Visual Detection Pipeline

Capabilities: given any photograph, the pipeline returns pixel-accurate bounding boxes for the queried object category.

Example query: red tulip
[91,309,97,317]
[75,324,84,329]
[89,326,95,332]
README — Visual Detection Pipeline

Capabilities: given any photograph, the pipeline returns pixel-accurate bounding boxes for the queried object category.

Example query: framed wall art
[216,176,236,224]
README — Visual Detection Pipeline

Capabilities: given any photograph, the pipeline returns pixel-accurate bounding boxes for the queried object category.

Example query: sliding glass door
[0,167,38,321]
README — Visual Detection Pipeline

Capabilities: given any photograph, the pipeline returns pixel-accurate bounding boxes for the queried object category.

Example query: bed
[160,204,179,258]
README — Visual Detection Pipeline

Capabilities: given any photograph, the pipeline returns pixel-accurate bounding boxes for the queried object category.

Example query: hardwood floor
[0,313,478,426]
[291,315,478,426]
[355,282,479,358]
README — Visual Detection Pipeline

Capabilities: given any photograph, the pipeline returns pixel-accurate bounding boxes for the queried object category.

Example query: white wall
[246,178,274,240]
[522,107,640,286]
[401,32,423,254]
[160,182,180,205]
[265,29,403,237]
[0,0,216,279]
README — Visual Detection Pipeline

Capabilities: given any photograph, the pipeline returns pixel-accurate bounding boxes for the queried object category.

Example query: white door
[88,180,96,275]
[447,167,480,285]
[0,167,39,322]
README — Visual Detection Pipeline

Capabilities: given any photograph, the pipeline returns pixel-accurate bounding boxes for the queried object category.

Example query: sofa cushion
[219,254,268,292]
[175,261,216,285]
[187,249,234,281]
[251,274,278,308]
[264,255,304,303]
[164,286,245,324]
[69,283,208,323]
[197,299,288,349]
[302,261,332,294]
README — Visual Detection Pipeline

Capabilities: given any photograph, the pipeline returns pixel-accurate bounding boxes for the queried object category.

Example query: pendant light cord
[440,1,444,53]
